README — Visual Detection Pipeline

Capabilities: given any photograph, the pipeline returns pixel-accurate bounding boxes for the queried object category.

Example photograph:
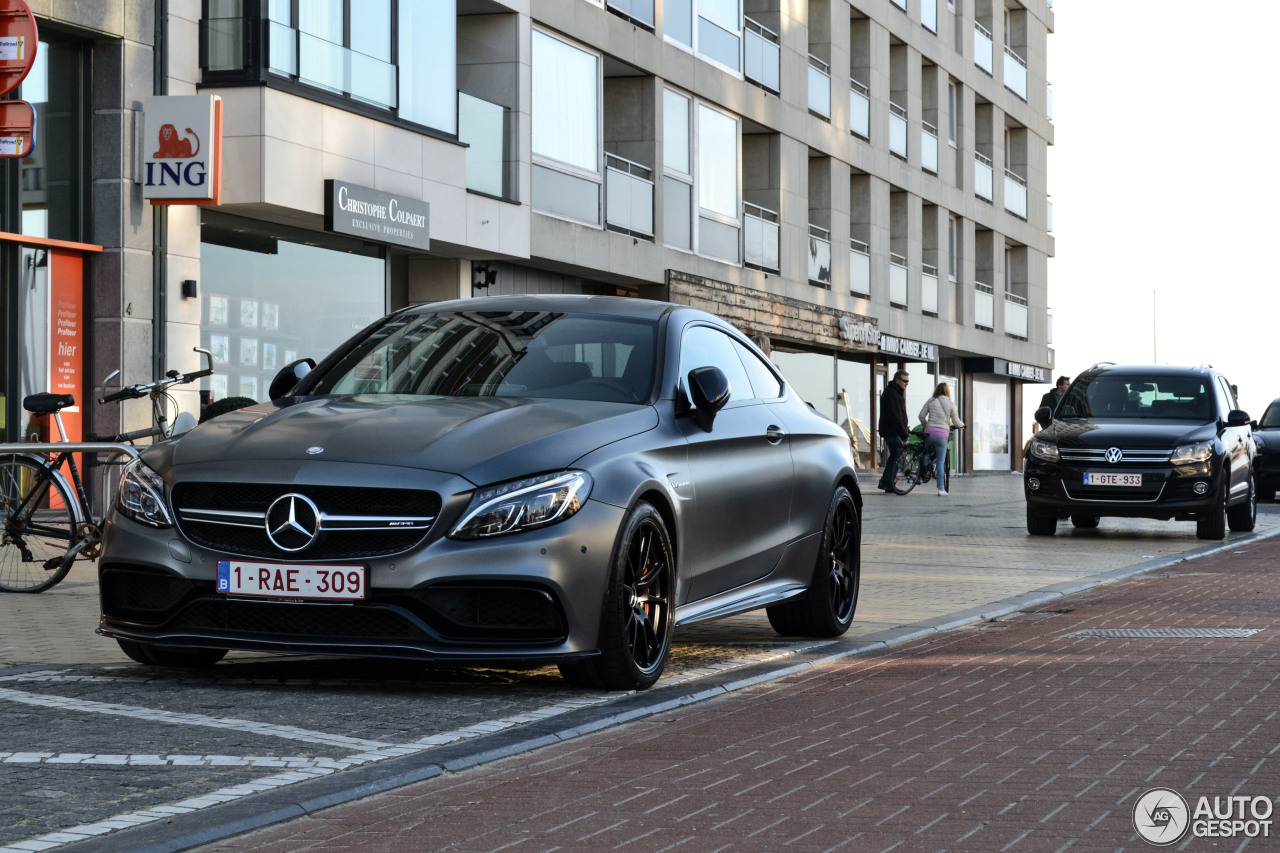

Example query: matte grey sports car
[98,295,861,689]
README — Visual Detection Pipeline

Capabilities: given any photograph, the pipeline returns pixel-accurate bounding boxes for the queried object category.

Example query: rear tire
[893,446,922,495]
[767,486,860,637]
[1071,514,1100,529]
[558,502,674,691]
[0,456,78,594]
[1196,476,1228,540]
[1027,507,1057,536]
[117,639,227,667]
[1227,474,1257,532]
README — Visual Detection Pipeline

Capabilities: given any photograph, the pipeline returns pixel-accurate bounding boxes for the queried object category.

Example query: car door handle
[766,426,786,445]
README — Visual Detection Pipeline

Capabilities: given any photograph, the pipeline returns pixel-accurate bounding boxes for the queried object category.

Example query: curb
[51,525,1280,853]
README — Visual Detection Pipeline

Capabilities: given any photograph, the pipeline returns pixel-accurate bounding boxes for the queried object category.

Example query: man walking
[877,370,910,493]
[1038,375,1070,414]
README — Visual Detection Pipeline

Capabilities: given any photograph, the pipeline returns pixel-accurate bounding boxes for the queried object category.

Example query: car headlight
[450,471,593,539]
[116,458,174,528]
[1170,441,1213,465]
[1029,439,1060,462]
[1256,435,1267,449]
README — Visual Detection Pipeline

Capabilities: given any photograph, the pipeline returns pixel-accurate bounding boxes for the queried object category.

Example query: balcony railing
[605,153,654,238]
[921,263,938,314]
[890,252,908,306]
[850,238,870,296]
[921,120,938,174]
[744,18,780,93]
[808,224,833,287]
[975,282,995,329]
[808,55,832,118]
[974,22,994,75]
[1004,168,1027,219]
[922,0,937,32]
[606,0,654,28]
[744,202,780,273]
[1004,46,1028,100]
[459,92,513,199]
[975,152,994,201]
[889,101,908,159]
[1005,292,1028,338]
[850,79,870,138]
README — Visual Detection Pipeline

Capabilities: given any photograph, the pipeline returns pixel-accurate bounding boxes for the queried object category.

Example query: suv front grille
[171,483,441,560]
[1058,447,1173,464]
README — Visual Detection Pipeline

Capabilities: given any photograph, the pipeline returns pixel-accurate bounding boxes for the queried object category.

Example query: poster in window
[240,336,258,367]
[263,342,277,370]
[284,349,297,363]
[209,333,230,365]
[262,301,279,332]
[239,375,258,400]
[208,294,228,327]
[209,373,228,401]
[240,298,259,329]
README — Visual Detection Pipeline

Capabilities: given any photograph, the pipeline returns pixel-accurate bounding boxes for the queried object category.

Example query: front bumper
[97,497,626,664]
[1023,460,1221,520]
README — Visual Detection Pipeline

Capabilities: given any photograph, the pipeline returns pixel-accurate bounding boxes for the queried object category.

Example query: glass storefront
[837,358,873,469]
[198,212,386,403]
[971,375,1011,470]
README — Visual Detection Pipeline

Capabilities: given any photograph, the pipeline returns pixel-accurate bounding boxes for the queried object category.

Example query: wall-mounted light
[473,263,497,289]
[181,279,198,299]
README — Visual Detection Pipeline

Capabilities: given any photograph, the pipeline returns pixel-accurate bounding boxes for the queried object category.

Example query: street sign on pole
[0,0,37,95]
[0,98,33,156]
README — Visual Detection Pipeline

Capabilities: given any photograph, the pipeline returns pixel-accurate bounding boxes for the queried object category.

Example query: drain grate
[1066,628,1261,639]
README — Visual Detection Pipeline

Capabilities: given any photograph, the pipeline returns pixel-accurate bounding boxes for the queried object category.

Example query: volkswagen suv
[1023,363,1256,539]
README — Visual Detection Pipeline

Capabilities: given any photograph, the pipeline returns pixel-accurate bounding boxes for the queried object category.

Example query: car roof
[400,294,684,322]
[1082,363,1222,379]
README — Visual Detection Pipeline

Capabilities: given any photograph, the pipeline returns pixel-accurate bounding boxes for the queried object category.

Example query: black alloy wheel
[559,502,674,691]
[767,485,860,637]
[1227,473,1257,532]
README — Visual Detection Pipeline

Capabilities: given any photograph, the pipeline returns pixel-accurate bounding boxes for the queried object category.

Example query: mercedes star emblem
[265,493,322,552]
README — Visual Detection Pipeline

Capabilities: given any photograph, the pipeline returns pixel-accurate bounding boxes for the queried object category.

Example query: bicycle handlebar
[98,347,215,404]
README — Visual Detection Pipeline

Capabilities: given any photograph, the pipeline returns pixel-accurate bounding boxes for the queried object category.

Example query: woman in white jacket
[919,382,965,495]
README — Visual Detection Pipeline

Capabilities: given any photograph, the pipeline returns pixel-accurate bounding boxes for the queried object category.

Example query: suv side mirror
[1034,405,1053,428]
[269,358,316,401]
[1226,409,1251,427]
[688,366,731,432]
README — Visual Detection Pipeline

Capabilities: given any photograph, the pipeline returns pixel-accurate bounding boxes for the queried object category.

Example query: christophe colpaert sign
[324,180,430,251]
[142,95,222,205]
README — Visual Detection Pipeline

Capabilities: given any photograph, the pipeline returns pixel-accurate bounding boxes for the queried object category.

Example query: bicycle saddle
[23,393,76,414]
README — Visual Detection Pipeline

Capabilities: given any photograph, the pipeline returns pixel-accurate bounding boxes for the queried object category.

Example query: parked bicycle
[893,425,956,495]
[0,348,213,593]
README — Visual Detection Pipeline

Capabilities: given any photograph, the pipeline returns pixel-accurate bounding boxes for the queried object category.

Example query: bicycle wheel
[893,445,922,495]
[0,456,78,593]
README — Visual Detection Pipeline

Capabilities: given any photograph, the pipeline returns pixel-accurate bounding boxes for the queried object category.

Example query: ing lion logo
[153,124,200,159]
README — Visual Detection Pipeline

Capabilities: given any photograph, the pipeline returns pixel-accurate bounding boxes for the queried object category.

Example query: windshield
[308,311,656,404]
[1056,376,1213,421]
[1260,402,1280,429]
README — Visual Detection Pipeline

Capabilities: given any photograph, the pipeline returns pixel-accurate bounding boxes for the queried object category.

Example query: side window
[1215,377,1236,416]
[679,325,755,406]
[733,340,784,400]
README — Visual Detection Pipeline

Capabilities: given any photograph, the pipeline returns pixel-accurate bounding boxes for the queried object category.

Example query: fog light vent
[1027,477,1041,491]
[1193,481,1209,495]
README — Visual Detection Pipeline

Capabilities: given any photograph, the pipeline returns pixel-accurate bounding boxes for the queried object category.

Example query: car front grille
[171,482,441,560]
[1058,447,1173,464]
[1061,480,1168,503]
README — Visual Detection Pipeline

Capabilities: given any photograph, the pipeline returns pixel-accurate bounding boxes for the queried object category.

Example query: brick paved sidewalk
[192,537,1280,852]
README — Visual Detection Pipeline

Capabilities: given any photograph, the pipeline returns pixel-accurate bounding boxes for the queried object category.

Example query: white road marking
[1,753,360,769]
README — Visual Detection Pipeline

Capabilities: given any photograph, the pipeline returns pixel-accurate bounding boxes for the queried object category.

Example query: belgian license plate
[1084,473,1142,487]
[216,560,366,601]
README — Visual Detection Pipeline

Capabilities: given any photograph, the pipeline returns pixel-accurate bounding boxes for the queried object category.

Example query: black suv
[1254,397,1280,501]
[1024,363,1256,539]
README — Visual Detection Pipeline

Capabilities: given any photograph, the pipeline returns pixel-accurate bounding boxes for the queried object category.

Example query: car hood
[1041,419,1217,448]
[155,395,659,484]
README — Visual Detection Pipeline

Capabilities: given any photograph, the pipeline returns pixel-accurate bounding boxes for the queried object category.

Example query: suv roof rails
[1088,361,1116,371]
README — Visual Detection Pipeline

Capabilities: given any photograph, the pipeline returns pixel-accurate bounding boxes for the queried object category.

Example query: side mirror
[1226,409,1251,427]
[688,366,730,432]
[1034,405,1053,428]
[269,358,316,401]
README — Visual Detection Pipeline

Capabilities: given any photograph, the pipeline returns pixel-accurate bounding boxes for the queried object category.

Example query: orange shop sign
[142,94,223,205]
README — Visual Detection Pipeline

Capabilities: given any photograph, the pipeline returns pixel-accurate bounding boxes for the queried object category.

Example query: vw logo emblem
[1105,447,1123,464]
[265,493,322,552]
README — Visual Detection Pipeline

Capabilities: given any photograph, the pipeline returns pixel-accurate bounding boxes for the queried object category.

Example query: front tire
[1071,514,1100,529]
[893,446,922,495]
[1027,507,1057,536]
[767,486,860,637]
[1196,475,1228,540]
[117,639,227,667]
[559,502,674,691]
[1227,473,1257,532]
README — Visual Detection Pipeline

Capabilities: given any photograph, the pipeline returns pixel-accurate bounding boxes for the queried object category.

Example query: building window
[665,0,742,74]
[663,92,740,261]
[532,30,601,225]
[663,88,693,250]
[948,214,960,281]
[947,79,959,145]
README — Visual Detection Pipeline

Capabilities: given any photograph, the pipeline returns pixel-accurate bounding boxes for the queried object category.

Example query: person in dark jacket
[1038,376,1071,415]
[877,370,911,492]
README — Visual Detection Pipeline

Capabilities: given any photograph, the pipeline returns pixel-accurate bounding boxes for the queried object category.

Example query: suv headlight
[116,458,174,528]
[1029,439,1060,462]
[450,471,593,539]
[1170,441,1213,465]
[1256,434,1267,450]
